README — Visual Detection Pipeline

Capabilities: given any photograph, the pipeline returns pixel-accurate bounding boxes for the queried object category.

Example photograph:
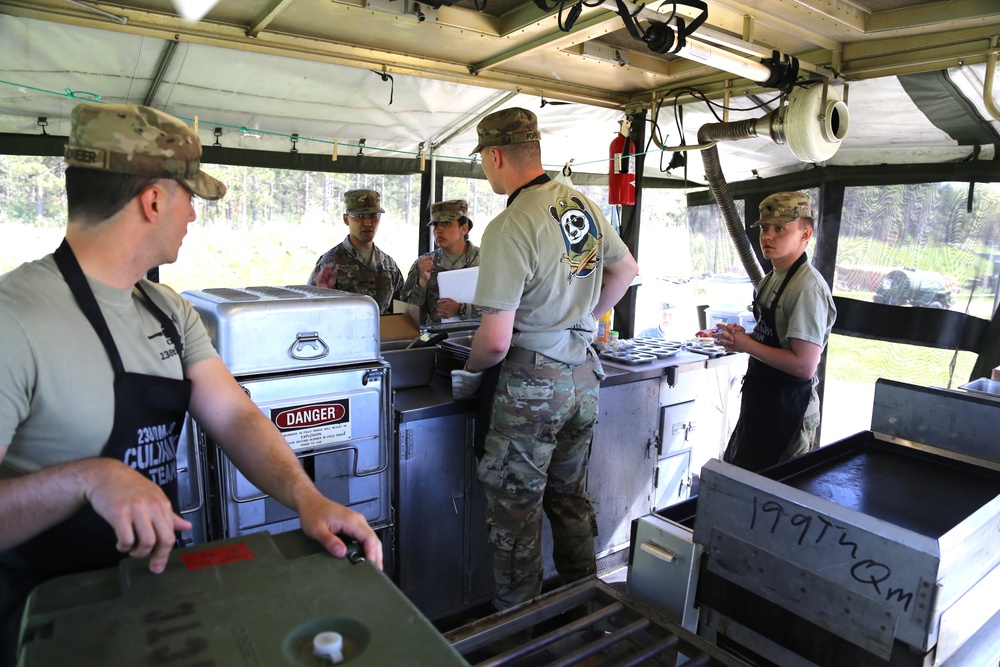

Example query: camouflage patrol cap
[344,189,385,215]
[64,103,226,200]
[471,107,540,155]
[752,191,813,227]
[428,199,472,230]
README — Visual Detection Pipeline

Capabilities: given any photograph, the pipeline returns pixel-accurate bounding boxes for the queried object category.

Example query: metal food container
[182,285,380,375]
[178,284,392,545]
[958,377,1000,400]
[693,380,1000,664]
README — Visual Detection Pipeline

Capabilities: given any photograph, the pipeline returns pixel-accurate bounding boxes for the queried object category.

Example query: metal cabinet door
[653,450,692,510]
[659,400,695,458]
[397,413,468,620]
[588,379,661,559]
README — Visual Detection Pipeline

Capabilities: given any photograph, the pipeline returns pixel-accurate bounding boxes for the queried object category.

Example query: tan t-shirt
[474,179,629,364]
[0,255,219,474]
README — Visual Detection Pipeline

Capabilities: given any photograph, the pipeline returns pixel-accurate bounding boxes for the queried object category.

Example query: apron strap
[134,283,184,358]
[54,240,184,370]
[53,239,127,376]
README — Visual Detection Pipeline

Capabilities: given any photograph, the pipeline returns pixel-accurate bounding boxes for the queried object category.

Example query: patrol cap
[752,191,812,227]
[64,103,226,200]
[471,107,540,155]
[428,199,472,230]
[344,189,385,215]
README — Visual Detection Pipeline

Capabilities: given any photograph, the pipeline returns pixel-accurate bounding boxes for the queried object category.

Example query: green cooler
[16,530,469,666]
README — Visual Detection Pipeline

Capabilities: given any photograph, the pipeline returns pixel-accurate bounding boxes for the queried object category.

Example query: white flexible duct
[696,82,850,287]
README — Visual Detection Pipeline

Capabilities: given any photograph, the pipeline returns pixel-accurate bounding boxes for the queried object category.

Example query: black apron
[1,240,191,665]
[723,252,812,472]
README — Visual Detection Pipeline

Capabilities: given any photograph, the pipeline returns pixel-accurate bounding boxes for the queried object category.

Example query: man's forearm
[0,457,99,550]
[212,406,321,512]
[466,307,515,372]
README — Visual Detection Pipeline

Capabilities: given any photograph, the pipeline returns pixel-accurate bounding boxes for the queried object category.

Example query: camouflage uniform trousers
[476,350,601,611]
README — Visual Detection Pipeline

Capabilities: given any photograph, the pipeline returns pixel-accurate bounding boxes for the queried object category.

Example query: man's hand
[436,297,460,320]
[296,493,383,570]
[417,255,434,288]
[84,460,192,574]
[314,263,338,289]
[451,368,484,400]
[713,324,747,353]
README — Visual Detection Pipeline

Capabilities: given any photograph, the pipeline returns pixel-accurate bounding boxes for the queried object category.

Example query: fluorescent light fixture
[172,0,220,21]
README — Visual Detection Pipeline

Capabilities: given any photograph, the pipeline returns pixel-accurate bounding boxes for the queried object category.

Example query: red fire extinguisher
[609,119,636,206]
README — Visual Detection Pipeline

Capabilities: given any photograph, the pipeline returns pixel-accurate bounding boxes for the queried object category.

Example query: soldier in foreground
[454,108,638,611]
[0,104,382,667]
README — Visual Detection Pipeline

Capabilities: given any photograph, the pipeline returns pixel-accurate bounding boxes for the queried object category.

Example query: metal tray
[599,350,657,365]
[630,345,681,359]
[958,377,1000,399]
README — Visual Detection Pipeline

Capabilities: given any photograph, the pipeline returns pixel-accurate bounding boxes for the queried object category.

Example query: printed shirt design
[550,195,603,281]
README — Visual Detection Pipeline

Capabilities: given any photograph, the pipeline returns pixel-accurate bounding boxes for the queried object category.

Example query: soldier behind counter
[401,199,481,324]
[307,189,404,315]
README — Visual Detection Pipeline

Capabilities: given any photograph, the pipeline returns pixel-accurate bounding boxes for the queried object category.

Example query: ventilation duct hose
[698,120,766,288]
[694,82,849,290]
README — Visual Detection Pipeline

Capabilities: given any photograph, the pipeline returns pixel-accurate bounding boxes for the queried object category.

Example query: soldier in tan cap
[401,199,481,323]
[306,188,404,315]
[455,107,638,613]
[714,191,837,472]
[0,103,381,664]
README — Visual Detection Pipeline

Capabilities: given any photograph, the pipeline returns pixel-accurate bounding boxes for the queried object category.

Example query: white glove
[451,369,484,400]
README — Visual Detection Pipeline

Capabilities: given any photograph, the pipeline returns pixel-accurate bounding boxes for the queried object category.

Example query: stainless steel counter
[393,348,747,421]
[599,348,745,387]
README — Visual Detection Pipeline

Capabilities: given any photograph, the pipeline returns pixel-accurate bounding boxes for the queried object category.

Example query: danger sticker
[270,398,351,449]
[181,542,255,571]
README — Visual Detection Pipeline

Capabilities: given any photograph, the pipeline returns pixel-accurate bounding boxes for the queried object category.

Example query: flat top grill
[780,438,1000,538]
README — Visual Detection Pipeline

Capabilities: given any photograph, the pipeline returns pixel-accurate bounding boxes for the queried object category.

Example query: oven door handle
[179,428,206,516]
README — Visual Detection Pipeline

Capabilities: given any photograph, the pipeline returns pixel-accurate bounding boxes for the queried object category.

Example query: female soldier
[402,199,481,323]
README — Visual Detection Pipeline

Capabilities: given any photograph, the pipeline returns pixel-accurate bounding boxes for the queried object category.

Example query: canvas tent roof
[0,0,998,184]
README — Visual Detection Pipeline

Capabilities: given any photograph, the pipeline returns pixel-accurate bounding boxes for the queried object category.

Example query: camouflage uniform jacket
[307,236,404,315]
[401,242,482,323]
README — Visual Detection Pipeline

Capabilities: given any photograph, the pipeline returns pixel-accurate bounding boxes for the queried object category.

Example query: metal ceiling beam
[494,0,560,35]
[143,37,178,106]
[470,8,619,74]
[838,23,998,61]
[841,39,996,79]
[865,0,1000,34]
[330,0,502,36]
[831,26,999,79]
[783,0,865,32]
[246,0,297,37]
[701,0,846,52]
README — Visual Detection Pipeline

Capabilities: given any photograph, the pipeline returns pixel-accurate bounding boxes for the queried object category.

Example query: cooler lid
[19,531,468,666]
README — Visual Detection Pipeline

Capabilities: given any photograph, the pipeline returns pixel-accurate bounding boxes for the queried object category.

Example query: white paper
[438,266,479,303]
[437,267,479,322]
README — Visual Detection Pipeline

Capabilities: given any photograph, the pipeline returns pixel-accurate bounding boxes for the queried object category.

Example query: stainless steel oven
[178,286,392,550]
